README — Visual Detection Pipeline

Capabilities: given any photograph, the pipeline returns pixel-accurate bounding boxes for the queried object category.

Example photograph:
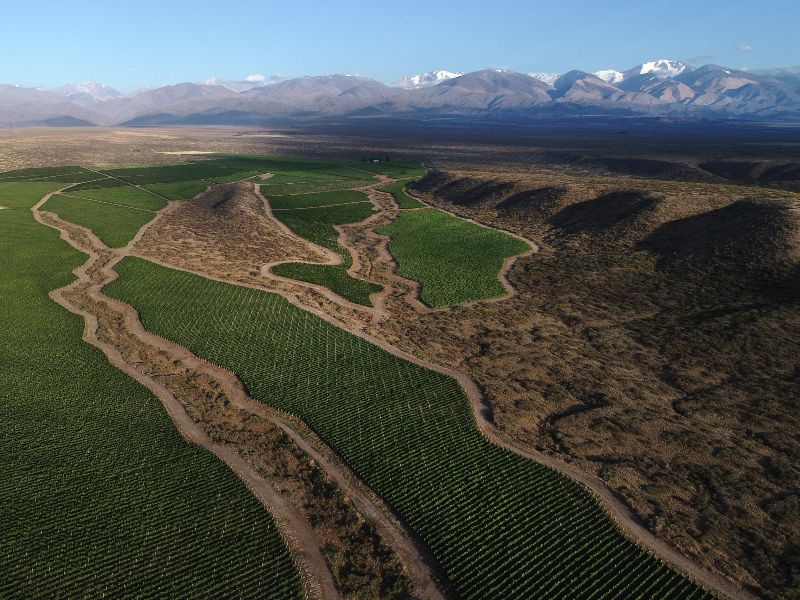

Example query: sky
[1,0,798,92]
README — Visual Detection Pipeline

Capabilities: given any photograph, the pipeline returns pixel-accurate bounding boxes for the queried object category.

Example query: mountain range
[2,60,800,128]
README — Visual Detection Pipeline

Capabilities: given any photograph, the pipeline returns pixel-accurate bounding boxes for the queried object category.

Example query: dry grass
[135,181,324,276]
[10,125,800,600]
[56,240,412,600]
[133,180,376,328]
[390,169,800,600]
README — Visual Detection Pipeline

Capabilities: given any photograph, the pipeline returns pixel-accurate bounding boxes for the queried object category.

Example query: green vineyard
[64,185,168,211]
[378,208,532,307]
[260,179,371,195]
[269,199,384,306]
[0,183,303,599]
[344,160,426,178]
[41,194,158,248]
[268,189,372,210]
[142,180,209,200]
[377,177,426,209]
[106,257,715,600]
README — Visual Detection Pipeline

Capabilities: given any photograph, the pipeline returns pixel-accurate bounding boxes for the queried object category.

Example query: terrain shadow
[549,190,661,234]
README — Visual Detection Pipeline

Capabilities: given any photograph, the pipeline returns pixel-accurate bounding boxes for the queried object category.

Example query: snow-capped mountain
[1,59,798,128]
[588,61,694,87]
[390,70,464,89]
[624,60,692,80]
[592,70,624,84]
[528,73,561,85]
[45,82,122,102]
[199,77,272,93]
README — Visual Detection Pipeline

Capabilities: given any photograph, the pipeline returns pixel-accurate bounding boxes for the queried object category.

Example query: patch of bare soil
[133,168,755,598]
[386,169,800,600]
[12,125,800,599]
[33,199,446,600]
[136,180,325,276]
[133,181,377,329]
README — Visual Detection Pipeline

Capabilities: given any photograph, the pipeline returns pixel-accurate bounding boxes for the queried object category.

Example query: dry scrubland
[398,171,800,600]
[3,124,800,599]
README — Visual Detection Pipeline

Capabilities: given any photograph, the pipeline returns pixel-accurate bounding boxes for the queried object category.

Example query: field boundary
[256,183,390,315]
[33,172,752,600]
[31,192,339,600]
[32,188,446,600]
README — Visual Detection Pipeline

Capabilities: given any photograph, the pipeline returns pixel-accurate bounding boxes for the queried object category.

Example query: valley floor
[3,123,799,599]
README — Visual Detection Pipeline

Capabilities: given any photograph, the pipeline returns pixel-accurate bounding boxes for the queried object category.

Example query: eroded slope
[395,170,800,599]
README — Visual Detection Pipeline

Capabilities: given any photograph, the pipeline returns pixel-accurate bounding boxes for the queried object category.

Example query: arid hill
[391,169,800,599]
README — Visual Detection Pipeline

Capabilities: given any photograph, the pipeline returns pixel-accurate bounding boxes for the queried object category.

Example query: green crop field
[262,172,343,185]
[64,177,132,191]
[0,166,93,183]
[260,179,367,195]
[106,257,713,600]
[345,161,425,178]
[41,194,157,248]
[0,183,303,599]
[0,182,68,208]
[65,186,168,211]
[205,171,261,184]
[143,180,209,200]
[377,178,425,209]
[263,170,374,186]
[270,201,383,306]
[267,190,370,210]
[205,154,365,173]
[89,162,185,170]
[30,172,105,184]
[273,262,382,306]
[312,166,375,180]
[378,209,532,307]
[98,164,240,184]
[272,201,377,257]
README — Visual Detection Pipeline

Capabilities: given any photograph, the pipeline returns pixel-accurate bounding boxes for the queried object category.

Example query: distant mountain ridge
[2,60,799,127]
[390,71,465,89]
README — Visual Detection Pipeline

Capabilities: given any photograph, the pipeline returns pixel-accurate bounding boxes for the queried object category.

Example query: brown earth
[32,193,446,600]
[134,180,381,329]
[7,125,800,600]
[385,170,800,600]
[126,174,748,598]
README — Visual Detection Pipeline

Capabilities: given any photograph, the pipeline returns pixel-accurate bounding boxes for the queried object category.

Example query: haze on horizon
[2,0,799,93]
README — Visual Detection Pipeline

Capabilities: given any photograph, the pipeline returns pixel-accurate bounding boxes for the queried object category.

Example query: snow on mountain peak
[199,77,272,92]
[639,60,686,78]
[592,70,624,84]
[528,73,561,85]
[390,70,465,89]
[47,82,122,101]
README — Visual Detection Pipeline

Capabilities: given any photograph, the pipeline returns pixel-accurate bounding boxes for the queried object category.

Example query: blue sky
[2,0,798,92]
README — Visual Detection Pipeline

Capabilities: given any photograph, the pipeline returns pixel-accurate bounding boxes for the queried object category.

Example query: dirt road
[34,182,753,600]
[33,191,445,600]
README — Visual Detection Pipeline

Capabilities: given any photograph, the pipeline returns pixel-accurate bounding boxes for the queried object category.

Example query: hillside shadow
[497,186,568,217]
[549,190,661,235]
[636,199,784,260]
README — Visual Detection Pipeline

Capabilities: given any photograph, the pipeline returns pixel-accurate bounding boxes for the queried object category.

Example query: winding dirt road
[32,190,445,600]
[256,183,390,316]
[32,192,341,600]
[32,179,754,600]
